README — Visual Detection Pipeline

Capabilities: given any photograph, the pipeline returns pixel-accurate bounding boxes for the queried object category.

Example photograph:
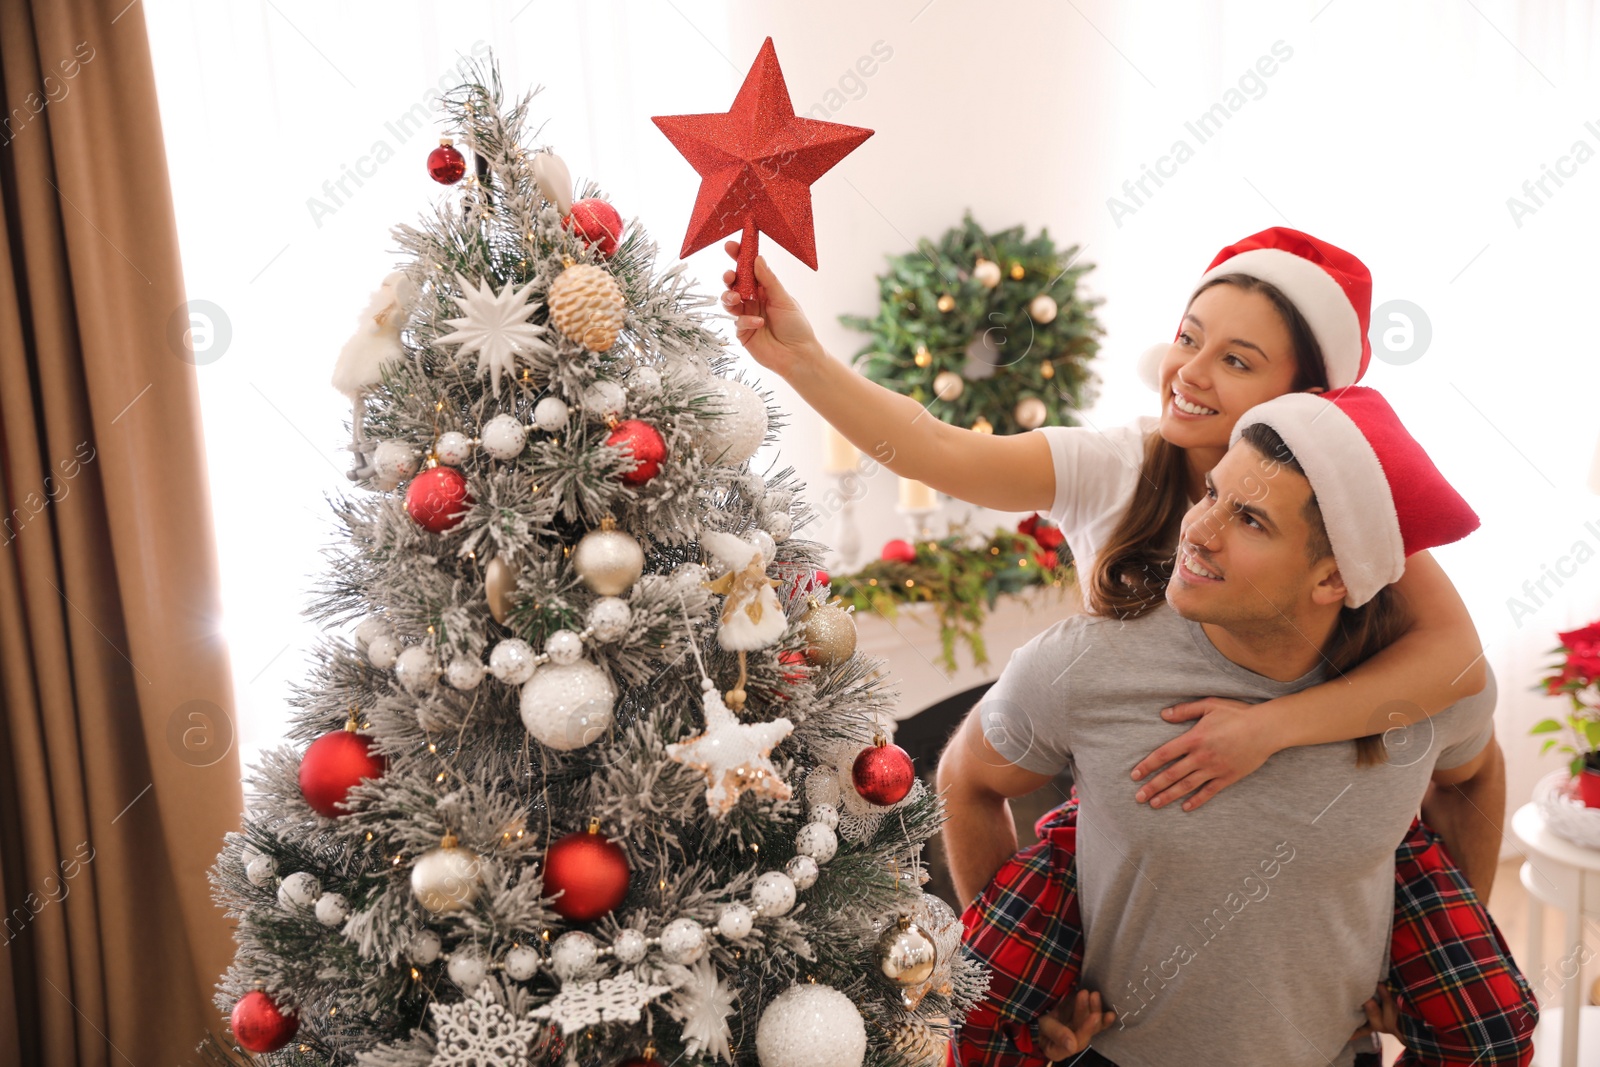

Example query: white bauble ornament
[749,529,777,567]
[408,928,443,964]
[479,414,528,460]
[717,903,754,940]
[411,844,481,914]
[765,512,793,543]
[700,378,767,466]
[672,561,710,591]
[372,440,420,490]
[612,928,649,965]
[573,527,644,596]
[314,892,350,927]
[1028,292,1059,324]
[583,380,627,420]
[738,471,768,502]
[531,150,573,216]
[353,617,390,647]
[504,944,540,981]
[445,656,485,691]
[543,630,583,666]
[394,646,438,693]
[784,855,819,891]
[434,430,474,466]
[586,597,632,642]
[488,638,538,685]
[366,634,401,670]
[1014,396,1048,430]
[630,365,662,396]
[794,823,838,865]
[809,803,839,830]
[932,370,965,402]
[549,931,597,981]
[750,871,796,916]
[533,396,569,432]
[659,917,708,964]
[245,854,278,887]
[447,948,489,990]
[520,661,616,750]
[755,984,867,1067]
[973,258,1002,288]
[277,871,320,910]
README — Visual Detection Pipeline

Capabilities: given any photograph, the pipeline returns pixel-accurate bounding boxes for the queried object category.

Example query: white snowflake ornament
[427,982,542,1067]
[668,957,736,1063]
[436,273,547,395]
[528,971,676,1035]
[667,681,793,816]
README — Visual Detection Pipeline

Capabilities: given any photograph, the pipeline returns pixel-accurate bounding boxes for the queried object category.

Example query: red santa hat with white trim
[1139,226,1374,391]
[1229,385,1478,607]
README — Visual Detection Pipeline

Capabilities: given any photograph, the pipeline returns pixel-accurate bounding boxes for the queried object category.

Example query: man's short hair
[1238,421,1335,565]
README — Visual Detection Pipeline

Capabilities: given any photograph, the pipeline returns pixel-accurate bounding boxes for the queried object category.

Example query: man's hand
[1038,988,1117,1061]
[1129,697,1279,811]
[720,242,822,377]
[1349,983,1401,1041]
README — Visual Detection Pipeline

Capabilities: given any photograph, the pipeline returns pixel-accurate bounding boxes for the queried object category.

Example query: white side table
[1509,802,1600,1067]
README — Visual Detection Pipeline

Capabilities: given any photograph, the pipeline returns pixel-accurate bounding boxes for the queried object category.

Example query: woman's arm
[721,245,1057,513]
[1128,550,1489,810]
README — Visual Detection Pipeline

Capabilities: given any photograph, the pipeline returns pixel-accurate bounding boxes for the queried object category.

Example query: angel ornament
[700,531,784,711]
[331,271,418,481]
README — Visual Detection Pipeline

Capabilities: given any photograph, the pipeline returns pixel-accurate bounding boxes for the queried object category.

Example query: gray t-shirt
[980,603,1496,1067]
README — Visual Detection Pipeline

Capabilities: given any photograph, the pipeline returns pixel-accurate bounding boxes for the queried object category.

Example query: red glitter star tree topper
[653,38,873,299]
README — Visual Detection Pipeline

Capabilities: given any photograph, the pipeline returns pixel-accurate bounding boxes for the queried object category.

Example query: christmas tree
[210,56,982,1067]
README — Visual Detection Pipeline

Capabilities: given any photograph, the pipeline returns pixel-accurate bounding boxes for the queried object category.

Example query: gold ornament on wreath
[547,258,625,352]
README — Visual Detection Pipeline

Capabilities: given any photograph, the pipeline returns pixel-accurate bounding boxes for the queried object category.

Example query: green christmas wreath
[841,212,1104,435]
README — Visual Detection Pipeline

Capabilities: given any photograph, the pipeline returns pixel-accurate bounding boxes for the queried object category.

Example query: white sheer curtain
[143,0,734,769]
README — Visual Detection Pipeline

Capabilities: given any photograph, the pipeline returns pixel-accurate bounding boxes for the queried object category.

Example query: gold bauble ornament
[484,554,519,625]
[913,344,932,368]
[802,600,857,666]
[935,293,955,313]
[547,262,625,352]
[932,371,964,402]
[1028,293,1058,324]
[973,258,1002,288]
[410,834,482,914]
[1015,396,1048,430]
[573,519,644,596]
[1040,360,1056,380]
[876,916,937,987]
[1009,261,1025,280]
[971,416,994,434]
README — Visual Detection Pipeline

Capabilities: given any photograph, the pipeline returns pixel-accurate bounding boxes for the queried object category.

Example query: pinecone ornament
[548,262,625,352]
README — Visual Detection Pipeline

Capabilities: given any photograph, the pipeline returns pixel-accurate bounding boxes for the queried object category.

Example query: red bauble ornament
[852,739,915,806]
[543,824,630,921]
[812,569,829,588]
[652,37,873,299]
[231,990,299,1053]
[605,420,667,484]
[405,467,474,532]
[564,198,625,258]
[427,139,466,184]
[778,650,809,684]
[299,728,387,818]
[881,539,917,564]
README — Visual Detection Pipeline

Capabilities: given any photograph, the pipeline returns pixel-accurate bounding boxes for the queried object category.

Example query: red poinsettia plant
[1017,513,1066,570]
[1532,619,1600,805]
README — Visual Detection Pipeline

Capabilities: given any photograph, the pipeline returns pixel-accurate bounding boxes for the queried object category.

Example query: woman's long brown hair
[1084,273,1331,621]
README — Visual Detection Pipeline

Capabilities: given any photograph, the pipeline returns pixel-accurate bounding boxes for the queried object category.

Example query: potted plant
[1532,619,1600,807]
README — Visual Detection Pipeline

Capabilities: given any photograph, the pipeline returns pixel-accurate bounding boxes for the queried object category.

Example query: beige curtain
[0,1,243,1063]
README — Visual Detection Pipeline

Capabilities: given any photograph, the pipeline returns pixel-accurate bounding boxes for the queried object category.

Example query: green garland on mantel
[833,518,1073,673]
[841,211,1104,436]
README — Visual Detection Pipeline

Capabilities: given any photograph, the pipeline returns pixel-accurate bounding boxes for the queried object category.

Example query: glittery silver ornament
[447,947,489,989]
[717,902,753,940]
[394,645,438,693]
[658,917,707,964]
[366,633,401,670]
[784,854,819,891]
[765,512,793,542]
[533,396,569,431]
[277,871,320,910]
[504,944,540,981]
[488,638,538,684]
[794,822,838,865]
[410,843,482,914]
[750,870,796,916]
[484,554,519,625]
[543,630,583,665]
[875,917,937,986]
[314,892,350,927]
[408,928,442,964]
[372,440,420,490]
[586,597,632,642]
[245,854,277,887]
[582,380,627,420]
[573,526,644,596]
[353,617,390,647]
[549,930,597,981]
[612,928,649,964]
[519,660,615,750]
[755,984,866,1067]
[444,656,485,691]
[699,378,767,466]
[802,603,856,666]
[479,414,528,460]
[434,430,474,466]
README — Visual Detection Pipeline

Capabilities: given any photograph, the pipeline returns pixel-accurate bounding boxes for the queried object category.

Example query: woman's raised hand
[720,240,822,377]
